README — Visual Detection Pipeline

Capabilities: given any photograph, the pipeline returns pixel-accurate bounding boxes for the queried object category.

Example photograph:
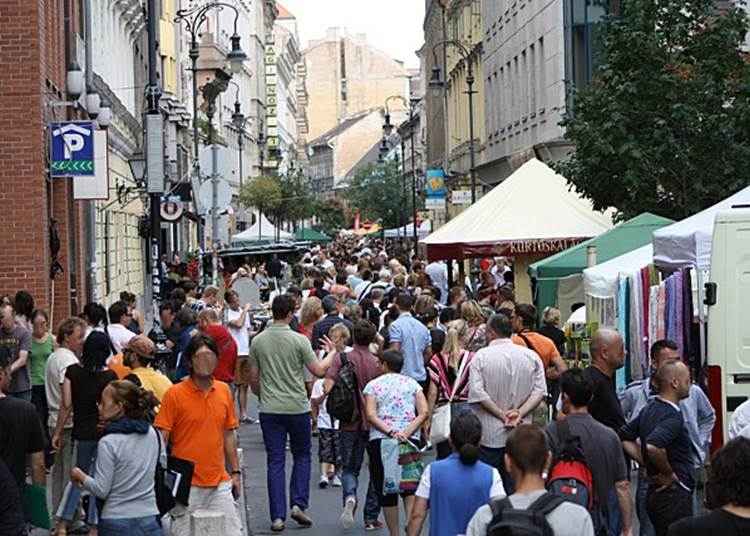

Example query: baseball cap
[123,335,155,359]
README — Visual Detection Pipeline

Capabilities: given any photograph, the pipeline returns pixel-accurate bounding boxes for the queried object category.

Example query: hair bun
[459,443,480,465]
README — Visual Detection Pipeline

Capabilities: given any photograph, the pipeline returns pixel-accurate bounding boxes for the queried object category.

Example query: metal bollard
[191,509,225,535]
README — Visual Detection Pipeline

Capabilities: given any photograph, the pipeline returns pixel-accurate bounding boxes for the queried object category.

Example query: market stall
[231,213,293,244]
[383,220,432,239]
[294,228,332,243]
[421,158,614,302]
[529,212,673,322]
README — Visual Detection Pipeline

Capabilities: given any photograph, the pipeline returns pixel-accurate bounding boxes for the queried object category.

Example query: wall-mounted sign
[50,121,95,176]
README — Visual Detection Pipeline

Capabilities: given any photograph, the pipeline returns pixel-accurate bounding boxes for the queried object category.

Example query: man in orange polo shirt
[511,304,568,424]
[155,333,241,535]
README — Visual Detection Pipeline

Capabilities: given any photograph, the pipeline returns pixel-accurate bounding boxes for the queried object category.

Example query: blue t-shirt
[619,397,696,490]
[388,313,431,382]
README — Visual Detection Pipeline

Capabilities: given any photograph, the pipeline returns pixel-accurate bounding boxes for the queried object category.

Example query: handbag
[153,427,176,515]
[429,351,469,445]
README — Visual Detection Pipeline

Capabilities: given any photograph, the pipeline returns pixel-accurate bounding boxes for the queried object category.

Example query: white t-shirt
[490,265,512,286]
[415,463,506,500]
[106,323,136,354]
[44,347,79,430]
[225,307,251,356]
[312,379,338,430]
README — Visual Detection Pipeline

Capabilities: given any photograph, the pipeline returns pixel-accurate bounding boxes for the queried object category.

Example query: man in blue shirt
[620,360,695,536]
[620,339,716,535]
[388,293,432,387]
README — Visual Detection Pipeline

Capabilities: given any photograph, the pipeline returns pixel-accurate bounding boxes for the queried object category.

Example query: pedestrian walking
[667,437,750,535]
[311,376,341,488]
[312,295,354,351]
[407,412,506,536]
[465,425,594,536]
[249,294,341,531]
[324,319,383,530]
[620,360,696,536]
[71,380,164,535]
[45,317,87,530]
[0,302,33,401]
[223,290,254,423]
[363,349,429,536]
[122,335,173,404]
[547,368,633,535]
[458,300,488,353]
[120,291,143,335]
[620,339,716,536]
[29,309,55,465]
[105,301,137,354]
[53,331,117,535]
[467,313,547,494]
[425,319,474,459]
[388,293,432,387]
[154,334,242,535]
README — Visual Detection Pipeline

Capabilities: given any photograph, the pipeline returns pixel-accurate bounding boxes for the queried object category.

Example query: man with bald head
[620,360,695,536]
[586,328,627,432]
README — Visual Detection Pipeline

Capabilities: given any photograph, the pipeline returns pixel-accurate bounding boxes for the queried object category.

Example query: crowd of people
[1,238,750,536]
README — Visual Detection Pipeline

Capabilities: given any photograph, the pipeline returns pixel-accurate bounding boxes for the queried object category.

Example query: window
[565,0,607,109]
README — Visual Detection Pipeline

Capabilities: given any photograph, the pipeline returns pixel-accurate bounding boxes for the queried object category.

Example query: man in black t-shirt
[0,345,46,497]
[586,328,626,432]
[668,437,750,535]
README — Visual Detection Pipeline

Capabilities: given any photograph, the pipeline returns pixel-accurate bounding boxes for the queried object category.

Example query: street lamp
[174,1,247,182]
[382,95,420,246]
[430,40,478,204]
[230,81,248,228]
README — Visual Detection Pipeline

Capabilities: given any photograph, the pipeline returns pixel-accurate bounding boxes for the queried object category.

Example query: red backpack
[547,419,595,510]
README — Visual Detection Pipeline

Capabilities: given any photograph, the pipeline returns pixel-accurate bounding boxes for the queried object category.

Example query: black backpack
[486,492,564,536]
[326,352,359,422]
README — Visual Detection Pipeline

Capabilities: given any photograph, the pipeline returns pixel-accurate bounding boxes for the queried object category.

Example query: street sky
[279,0,425,68]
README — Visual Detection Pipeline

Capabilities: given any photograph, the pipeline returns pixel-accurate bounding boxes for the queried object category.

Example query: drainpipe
[84,0,98,304]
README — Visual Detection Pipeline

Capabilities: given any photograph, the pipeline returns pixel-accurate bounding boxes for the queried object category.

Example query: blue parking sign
[50,121,95,176]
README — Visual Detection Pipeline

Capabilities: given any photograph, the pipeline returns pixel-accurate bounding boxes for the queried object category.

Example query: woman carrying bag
[426,319,475,459]
[71,380,164,535]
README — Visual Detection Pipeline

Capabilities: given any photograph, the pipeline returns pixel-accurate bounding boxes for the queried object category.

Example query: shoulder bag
[429,351,469,444]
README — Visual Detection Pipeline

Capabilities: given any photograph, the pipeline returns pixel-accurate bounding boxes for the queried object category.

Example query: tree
[555,0,750,220]
[314,198,350,237]
[275,171,314,230]
[346,159,405,228]
[239,175,282,218]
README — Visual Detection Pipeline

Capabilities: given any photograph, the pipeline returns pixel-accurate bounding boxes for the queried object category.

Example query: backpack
[326,352,359,422]
[547,419,601,518]
[486,492,564,536]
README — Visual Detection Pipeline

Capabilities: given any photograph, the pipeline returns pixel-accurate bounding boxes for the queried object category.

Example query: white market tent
[384,220,432,239]
[583,244,653,300]
[652,185,750,271]
[231,212,293,243]
[420,158,614,260]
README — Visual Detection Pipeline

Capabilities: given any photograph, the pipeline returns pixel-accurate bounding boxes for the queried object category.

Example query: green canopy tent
[294,228,332,242]
[528,212,674,322]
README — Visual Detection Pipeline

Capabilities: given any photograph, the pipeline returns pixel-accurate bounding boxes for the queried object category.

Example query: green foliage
[314,198,349,236]
[556,0,750,220]
[274,172,315,226]
[239,175,282,215]
[346,159,407,228]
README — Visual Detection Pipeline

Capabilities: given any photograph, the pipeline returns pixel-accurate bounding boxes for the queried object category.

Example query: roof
[529,212,674,279]
[421,158,615,260]
[276,2,295,18]
[294,228,332,242]
[309,112,371,147]
[339,138,382,187]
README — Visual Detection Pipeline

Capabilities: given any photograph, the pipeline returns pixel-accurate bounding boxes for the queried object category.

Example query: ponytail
[459,442,480,465]
[443,319,469,370]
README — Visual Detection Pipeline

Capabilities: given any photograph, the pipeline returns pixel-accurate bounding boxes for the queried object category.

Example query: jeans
[9,389,32,402]
[478,445,515,495]
[339,430,381,523]
[57,439,98,525]
[99,515,164,535]
[636,468,656,536]
[646,485,693,536]
[260,412,312,521]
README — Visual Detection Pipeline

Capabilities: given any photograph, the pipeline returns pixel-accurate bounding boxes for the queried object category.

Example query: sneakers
[271,519,285,532]
[341,496,356,529]
[365,520,384,531]
[318,474,329,489]
[290,505,313,527]
[240,415,257,424]
[331,474,342,487]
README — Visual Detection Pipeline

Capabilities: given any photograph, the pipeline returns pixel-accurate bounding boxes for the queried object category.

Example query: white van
[705,207,750,448]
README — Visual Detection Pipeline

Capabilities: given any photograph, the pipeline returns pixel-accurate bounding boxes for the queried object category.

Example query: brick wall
[0,0,87,328]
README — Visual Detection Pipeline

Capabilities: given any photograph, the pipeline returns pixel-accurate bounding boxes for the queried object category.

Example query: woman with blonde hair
[298,296,324,341]
[539,306,566,356]
[70,380,164,535]
[425,319,475,459]
[459,300,488,352]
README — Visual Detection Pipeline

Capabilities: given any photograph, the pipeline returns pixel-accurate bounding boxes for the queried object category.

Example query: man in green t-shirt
[249,294,339,532]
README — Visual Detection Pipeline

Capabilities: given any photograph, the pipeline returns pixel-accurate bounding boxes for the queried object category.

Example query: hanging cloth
[673,271,684,359]
[617,277,632,386]
[657,282,666,341]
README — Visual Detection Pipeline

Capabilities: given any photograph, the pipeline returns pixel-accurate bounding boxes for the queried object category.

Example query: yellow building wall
[160,0,178,96]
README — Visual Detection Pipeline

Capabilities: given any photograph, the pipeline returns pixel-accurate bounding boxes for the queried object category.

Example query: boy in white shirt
[311,377,341,488]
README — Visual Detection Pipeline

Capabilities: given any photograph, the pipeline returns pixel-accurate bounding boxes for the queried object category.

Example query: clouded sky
[279,0,425,68]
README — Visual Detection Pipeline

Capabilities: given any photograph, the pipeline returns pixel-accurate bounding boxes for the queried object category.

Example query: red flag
[354,214,361,232]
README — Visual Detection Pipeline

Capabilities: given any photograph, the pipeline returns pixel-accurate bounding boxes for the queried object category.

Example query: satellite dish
[232,277,261,307]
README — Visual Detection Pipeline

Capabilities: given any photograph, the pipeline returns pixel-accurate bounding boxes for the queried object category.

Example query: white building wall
[482,0,566,165]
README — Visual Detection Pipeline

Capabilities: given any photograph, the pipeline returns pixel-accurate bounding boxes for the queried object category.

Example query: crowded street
[4,0,750,535]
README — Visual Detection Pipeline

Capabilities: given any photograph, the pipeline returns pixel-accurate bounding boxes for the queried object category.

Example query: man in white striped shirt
[468,313,547,494]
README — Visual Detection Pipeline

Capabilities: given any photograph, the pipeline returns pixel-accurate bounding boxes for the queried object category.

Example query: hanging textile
[617,277,632,387]
[673,270,684,358]
[657,282,666,340]
[629,272,645,379]
[648,286,659,353]
[681,267,695,367]
[640,267,651,368]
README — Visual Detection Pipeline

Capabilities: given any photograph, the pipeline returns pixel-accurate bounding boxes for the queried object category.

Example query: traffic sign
[50,121,95,177]
[160,197,184,221]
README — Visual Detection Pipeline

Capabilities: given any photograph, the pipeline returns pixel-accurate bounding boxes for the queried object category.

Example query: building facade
[302,28,410,140]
